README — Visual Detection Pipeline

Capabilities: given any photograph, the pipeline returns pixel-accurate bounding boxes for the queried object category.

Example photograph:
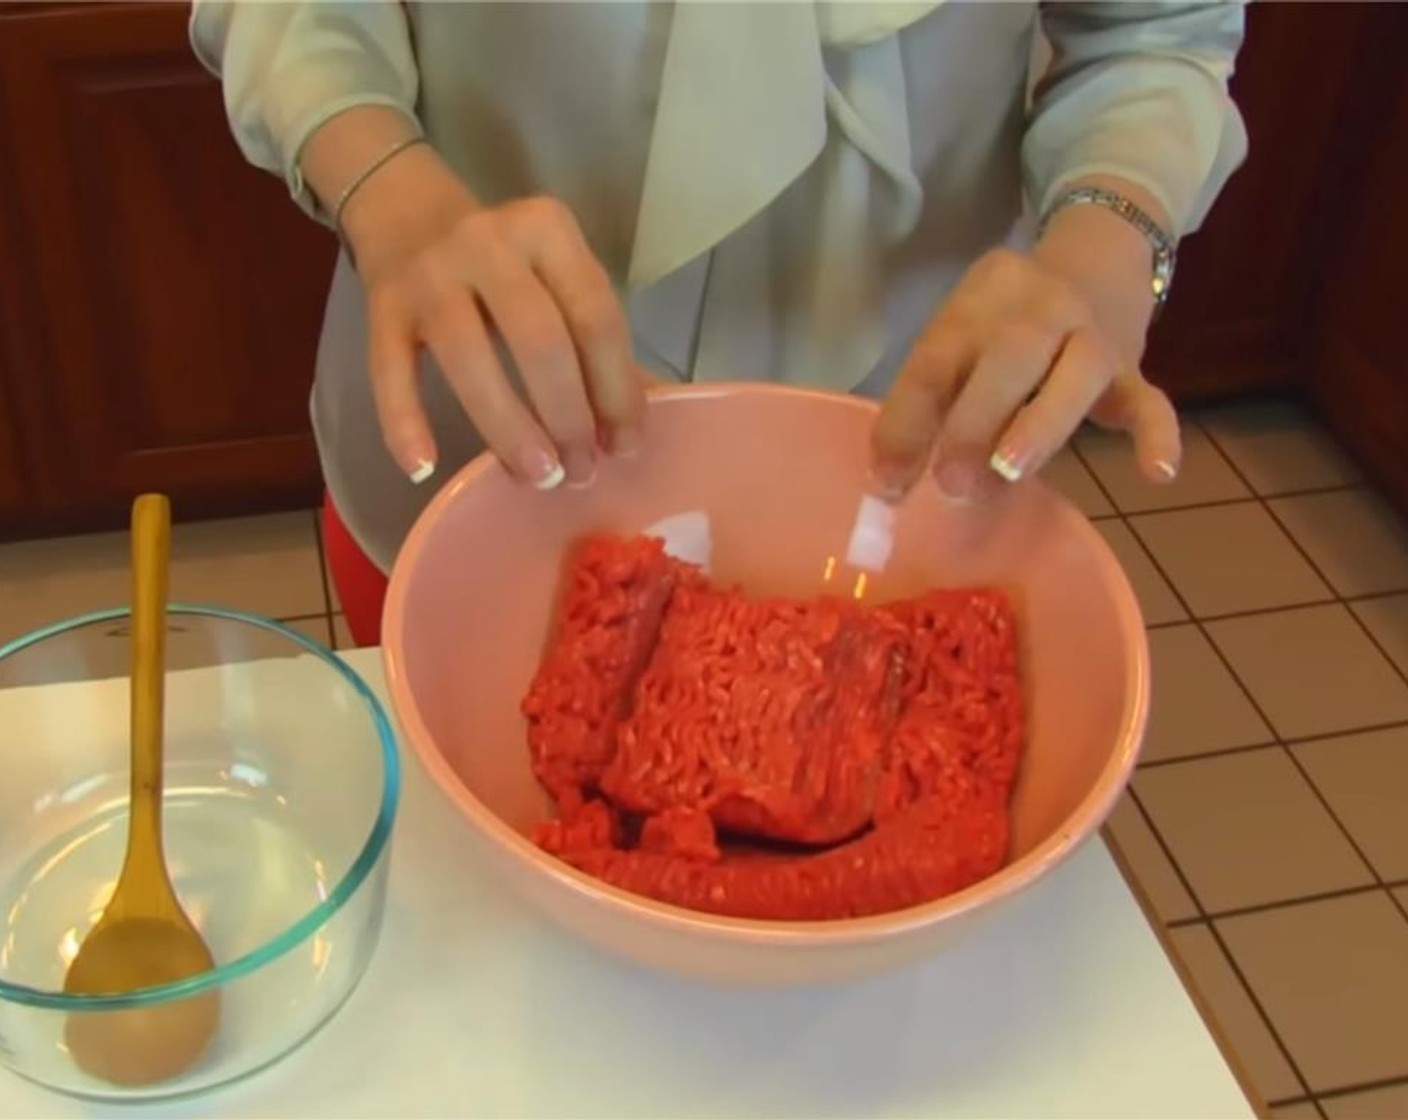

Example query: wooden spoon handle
[124,493,172,896]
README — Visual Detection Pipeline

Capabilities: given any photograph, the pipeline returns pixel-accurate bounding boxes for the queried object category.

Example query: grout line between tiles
[1074,423,1319,1103]
[1316,1070,1408,1108]
[1154,596,1316,625]
[1267,1098,1317,1115]
[1165,878,1408,928]
[1085,423,1408,910]
[1125,785,1206,920]
[309,507,337,648]
[1267,1094,1330,1120]
[1196,429,1408,692]
[1133,586,1407,628]
[1388,882,1408,927]
[1136,718,1408,770]
[1134,415,1408,1082]
[1085,479,1362,519]
[1264,509,1408,687]
[1138,739,1282,770]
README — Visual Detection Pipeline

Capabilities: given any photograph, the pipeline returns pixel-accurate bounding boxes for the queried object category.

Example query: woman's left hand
[870,188,1181,504]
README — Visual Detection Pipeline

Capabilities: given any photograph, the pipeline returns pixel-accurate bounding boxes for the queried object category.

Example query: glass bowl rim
[0,604,401,1011]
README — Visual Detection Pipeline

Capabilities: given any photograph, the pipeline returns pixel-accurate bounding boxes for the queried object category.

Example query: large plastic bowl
[0,607,399,1100]
[383,383,1148,986]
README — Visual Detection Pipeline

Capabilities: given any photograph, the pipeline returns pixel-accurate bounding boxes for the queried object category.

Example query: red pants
[320,494,388,649]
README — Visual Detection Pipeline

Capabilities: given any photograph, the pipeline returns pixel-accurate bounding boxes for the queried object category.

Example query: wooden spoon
[63,493,220,1087]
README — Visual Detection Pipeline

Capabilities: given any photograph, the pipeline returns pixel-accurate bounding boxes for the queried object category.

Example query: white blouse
[191,1,1248,572]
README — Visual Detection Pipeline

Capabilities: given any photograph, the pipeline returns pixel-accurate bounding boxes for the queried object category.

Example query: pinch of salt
[844,495,896,574]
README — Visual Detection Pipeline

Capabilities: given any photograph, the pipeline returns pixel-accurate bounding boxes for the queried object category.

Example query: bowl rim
[0,604,402,1010]
[384,381,1149,944]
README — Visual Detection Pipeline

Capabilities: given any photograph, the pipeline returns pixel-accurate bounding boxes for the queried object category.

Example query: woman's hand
[870,181,1180,503]
[309,110,643,489]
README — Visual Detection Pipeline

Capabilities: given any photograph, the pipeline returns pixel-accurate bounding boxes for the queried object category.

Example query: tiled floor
[1080,401,1408,1120]
[2,398,1407,1118]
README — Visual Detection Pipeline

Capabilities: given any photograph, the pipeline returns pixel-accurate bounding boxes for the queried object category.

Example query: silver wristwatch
[1038,186,1178,316]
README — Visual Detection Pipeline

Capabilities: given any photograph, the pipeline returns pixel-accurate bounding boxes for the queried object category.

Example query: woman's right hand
[332,127,643,489]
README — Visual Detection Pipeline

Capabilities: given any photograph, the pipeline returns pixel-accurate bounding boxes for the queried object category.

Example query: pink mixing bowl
[382,383,1149,985]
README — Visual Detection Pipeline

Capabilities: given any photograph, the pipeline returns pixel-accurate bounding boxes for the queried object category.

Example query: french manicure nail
[867,463,910,505]
[563,447,598,489]
[988,446,1029,484]
[408,458,436,485]
[1154,458,1179,481]
[610,424,642,459]
[521,448,566,490]
[935,460,980,504]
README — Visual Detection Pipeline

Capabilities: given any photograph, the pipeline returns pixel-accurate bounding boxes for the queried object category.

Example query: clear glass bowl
[0,607,400,1101]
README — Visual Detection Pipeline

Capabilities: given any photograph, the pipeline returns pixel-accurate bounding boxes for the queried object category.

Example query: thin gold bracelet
[331,135,427,232]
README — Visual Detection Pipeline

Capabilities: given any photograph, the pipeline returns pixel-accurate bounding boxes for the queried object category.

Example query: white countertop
[1,648,1255,1120]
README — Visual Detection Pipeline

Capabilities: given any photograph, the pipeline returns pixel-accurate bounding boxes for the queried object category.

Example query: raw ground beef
[521,532,1026,921]
[601,584,909,845]
[521,535,683,808]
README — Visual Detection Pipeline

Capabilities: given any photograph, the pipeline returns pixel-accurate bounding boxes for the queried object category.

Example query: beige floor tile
[1323,1083,1408,1120]
[1207,606,1408,740]
[1352,593,1408,679]
[1217,892,1408,1093]
[1040,445,1115,519]
[1144,624,1272,763]
[1199,399,1360,496]
[1271,489,1408,598]
[1093,519,1187,626]
[1397,887,1408,911]
[1131,503,1332,618]
[1293,727,1408,882]
[0,512,326,641]
[1102,792,1199,922]
[1136,748,1374,913]
[1169,924,1305,1104]
[1077,424,1251,513]
[1271,1101,1324,1120]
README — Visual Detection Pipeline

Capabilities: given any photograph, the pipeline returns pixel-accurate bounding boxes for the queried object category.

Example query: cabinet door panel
[0,376,26,525]
[1143,2,1378,401]
[1308,6,1408,516]
[0,122,38,524]
[0,3,336,525]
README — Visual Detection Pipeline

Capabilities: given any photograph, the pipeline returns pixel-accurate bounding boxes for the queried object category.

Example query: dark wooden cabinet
[1306,4,1408,516]
[0,1,335,538]
[0,135,44,521]
[0,374,25,523]
[0,1,1405,535]
[1142,2,1381,402]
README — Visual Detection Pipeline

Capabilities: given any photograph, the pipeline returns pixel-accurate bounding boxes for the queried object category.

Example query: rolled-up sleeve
[1022,1,1249,237]
[190,1,422,221]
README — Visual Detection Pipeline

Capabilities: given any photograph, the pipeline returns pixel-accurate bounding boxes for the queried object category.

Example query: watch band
[1038,186,1178,315]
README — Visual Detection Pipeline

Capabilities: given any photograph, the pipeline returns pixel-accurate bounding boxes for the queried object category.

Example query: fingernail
[934,460,981,504]
[988,445,1031,484]
[563,447,598,489]
[867,462,911,505]
[609,424,642,459]
[1154,458,1179,482]
[521,448,565,490]
[408,458,436,485]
